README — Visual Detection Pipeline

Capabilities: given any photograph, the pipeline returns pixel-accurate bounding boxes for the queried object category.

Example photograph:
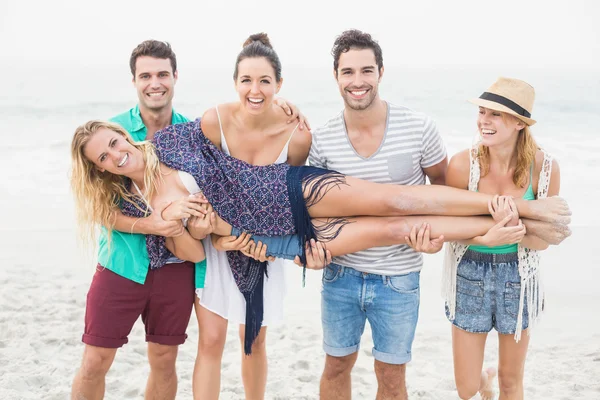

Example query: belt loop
[339,266,345,278]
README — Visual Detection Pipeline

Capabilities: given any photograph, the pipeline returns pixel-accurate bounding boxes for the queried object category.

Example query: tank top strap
[274,122,300,164]
[529,161,534,180]
[131,181,153,212]
[524,161,536,199]
[215,105,231,155]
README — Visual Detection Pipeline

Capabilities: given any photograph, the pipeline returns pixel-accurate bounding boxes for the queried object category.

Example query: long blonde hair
[70,120,162,245]
[478,115,538,188]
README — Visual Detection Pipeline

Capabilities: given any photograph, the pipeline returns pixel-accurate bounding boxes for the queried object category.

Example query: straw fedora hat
[469,77,536,126]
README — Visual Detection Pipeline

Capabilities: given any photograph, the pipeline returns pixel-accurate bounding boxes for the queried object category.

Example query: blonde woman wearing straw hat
[409,77,562,399]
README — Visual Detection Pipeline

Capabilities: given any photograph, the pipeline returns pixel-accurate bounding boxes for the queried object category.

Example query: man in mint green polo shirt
[71,40,206,400]
[94,104,190,283]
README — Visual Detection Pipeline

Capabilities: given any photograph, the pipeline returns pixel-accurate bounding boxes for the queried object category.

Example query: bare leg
[522,218,571,245]
[193,299,228,400]
[306,177,571,224]
[239,325,268,400]
[374,361,407,400]
[452,326,488,399]
[71,345,117,400]
[498,331,530,400]
[145,343,178,400]
[313,215,494,257]
[320,353,358,400]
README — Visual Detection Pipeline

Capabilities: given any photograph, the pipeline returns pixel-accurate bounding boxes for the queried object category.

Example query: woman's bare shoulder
[446,149,471,189]
[287,127,312,166]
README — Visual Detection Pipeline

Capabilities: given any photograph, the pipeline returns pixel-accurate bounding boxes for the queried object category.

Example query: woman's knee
[455,377,480,400]
[498,368,523,394]
[198,326,226,357]
[240,327,267,356]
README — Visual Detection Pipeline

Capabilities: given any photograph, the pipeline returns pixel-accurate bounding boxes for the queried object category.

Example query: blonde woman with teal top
[408,77,562,399]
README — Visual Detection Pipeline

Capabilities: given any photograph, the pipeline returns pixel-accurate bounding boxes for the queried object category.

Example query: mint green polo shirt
[97,105,201,284]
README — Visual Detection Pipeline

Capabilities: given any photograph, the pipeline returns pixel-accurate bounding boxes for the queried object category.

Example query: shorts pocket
[504,281,526,318]
[456,275,484,314]
[322,265,341,284]
[387,272,420,294]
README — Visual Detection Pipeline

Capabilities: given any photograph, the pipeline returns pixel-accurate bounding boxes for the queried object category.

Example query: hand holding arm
[274,97,311,131]
[462,215,526,247]
[404,222,445,254]
[489,195,519,227]
[241,240,276,263]
[161,194,209,221]
[188,202,217,240]
[212,232,253,252]
[294,239,332,270]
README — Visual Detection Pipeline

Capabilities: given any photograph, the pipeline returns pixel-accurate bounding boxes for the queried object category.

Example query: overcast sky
[1,0,599,71]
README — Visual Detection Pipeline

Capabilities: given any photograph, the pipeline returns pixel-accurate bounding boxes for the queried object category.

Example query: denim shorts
[231,227,301,260]
[446,249,528,335]
[321,263,420,365]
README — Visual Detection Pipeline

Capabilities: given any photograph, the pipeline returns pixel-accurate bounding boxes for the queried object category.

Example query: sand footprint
[297,375,314,383]
[292,359,310,370]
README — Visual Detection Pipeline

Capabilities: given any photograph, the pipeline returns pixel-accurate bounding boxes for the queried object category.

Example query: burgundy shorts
[82,262,195,348]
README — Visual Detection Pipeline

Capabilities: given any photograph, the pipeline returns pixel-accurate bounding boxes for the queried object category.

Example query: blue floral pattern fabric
[154,119,296,237]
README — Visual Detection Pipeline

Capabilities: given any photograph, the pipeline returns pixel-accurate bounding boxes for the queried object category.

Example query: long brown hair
[70,120,162,246]
[478,114,538,188]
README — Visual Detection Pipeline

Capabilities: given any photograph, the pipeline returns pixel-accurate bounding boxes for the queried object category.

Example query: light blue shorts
[446,249,528,334]
[321,263,420,365]
[231,227,302,260]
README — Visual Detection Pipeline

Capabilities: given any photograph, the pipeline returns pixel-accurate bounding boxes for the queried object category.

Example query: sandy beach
[1,220,598,399]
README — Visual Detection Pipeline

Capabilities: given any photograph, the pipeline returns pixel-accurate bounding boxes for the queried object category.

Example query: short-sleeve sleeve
[308,129,327,169]
[420,116,447,168]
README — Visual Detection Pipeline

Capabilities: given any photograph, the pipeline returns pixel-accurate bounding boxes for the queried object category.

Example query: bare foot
[527,196,572,224]
[522,219,572,245]
[479,367,497,400]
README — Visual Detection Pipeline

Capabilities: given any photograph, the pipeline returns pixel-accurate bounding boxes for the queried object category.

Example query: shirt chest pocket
[387,153,417,181]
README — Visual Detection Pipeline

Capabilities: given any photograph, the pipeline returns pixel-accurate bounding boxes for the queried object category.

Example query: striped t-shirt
[308,102,447,275]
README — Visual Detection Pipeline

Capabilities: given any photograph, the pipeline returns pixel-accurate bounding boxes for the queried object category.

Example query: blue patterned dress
[121,118,346,353]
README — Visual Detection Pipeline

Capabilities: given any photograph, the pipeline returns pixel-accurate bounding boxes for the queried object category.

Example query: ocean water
[1,65,598,233]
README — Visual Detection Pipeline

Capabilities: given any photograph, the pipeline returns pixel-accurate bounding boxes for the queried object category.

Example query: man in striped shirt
[310,30,448,400]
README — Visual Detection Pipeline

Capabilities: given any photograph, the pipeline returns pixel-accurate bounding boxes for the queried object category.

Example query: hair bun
[243,33,272,49]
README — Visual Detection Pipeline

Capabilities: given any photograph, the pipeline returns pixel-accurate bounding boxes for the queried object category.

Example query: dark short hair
[129,40,177,77]
[331,30,383,73]
[234,33,282,82]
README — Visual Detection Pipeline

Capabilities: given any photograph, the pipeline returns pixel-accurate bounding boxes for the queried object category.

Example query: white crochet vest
[442,146,553,341]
